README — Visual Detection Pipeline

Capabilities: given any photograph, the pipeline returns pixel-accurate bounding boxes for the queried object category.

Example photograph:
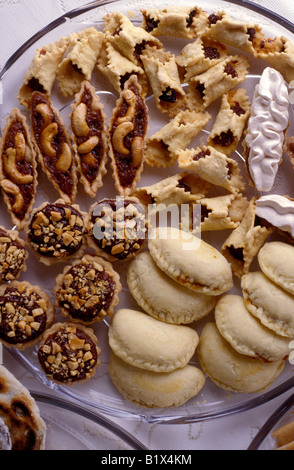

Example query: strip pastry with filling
[177,145,245,194]
[133,171,210,207]
[176,37,229,82]
[103,12,162,67]
[0,280,55,350]
[0,226,28,283]
[255,36,294,83]
[192,193,249,232]
[207,88,250,156]
[221,198,274,278]
[25,199,87,265]
[30,91,77,203]
[38,322,101,385]
[145,109,211,167]
[87,197,147,262]
[97,39,148,97]
[140,45,186,117]
[0,365,46,450]
[54,253,121,324]
[56,27,104,97]
[141,6,209,38]
[70,81,108,198]
[0,108,38,231]
[17,37,69,108]
[108,75,148,196]
[186,55,249,112]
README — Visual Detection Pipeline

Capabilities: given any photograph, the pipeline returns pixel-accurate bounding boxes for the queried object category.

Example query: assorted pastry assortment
[1,3,294,415]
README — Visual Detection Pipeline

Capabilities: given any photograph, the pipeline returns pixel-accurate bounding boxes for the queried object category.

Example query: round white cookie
[127,251,217,324]
[148,227,233,295]
[197,322,285,393]
[108,308,199,372]
[241,271,294,338]
[258,241,294,296]
[215,294,290,362]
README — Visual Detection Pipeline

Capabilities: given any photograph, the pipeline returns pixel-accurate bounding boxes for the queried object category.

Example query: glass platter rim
[1,0,294,425]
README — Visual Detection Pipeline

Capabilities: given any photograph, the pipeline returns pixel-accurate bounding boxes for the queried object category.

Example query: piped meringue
[255,194,294,237]
[245,67,289,192]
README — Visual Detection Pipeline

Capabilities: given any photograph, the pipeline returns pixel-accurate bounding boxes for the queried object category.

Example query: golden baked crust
[0,108,38,231]
[54,253,121,324]
[0,280,55,350]
[70,81,108,198]
[38,321,101,385]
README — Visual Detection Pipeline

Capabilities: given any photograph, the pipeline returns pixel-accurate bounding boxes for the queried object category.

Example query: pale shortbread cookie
[197,322,285,393]
[108,352,206,408]
[148,227,233,295]
[108,308,198,372]
[241,271,294,338]
[127,251,216,324]
[215,294,290,362]
[177,145,245,194]
[258,242,294,296]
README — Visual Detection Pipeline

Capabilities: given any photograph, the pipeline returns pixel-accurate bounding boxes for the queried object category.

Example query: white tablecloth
[0,0,294,451]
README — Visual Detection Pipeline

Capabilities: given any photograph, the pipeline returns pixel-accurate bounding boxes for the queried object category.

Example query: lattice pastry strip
[56,27,104,97]
[30,91,77,203]
[108,75,148,196]
[97,39,148,97]
[221,198,274,278]
[186,55,249,112]
[0,108,38,231]
[141,45,186,117]
[103,12,162,66]
[70,81,108,198]
[177,145,245,194]
[207,88,251,156]
[145,109,211,167]
[176,37,229,82]
[17,37,69,108]
[140,5,209,39]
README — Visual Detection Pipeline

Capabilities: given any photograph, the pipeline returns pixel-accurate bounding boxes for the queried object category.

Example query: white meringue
[255,194,294,237]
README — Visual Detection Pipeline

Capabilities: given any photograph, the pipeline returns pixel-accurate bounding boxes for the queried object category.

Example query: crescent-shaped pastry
[0,108,38,231]
[70,81,108,198]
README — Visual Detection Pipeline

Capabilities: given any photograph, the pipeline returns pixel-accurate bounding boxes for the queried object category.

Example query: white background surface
[1,0,294,451]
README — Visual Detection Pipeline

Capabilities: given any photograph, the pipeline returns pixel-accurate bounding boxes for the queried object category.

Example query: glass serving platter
[1,0,294,424]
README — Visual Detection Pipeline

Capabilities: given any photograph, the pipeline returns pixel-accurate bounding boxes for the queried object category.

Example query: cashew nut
[40,122,58,157]
[112,122,134,155]
[78,136,99,154]
[72,103,90,137]
[3,148,33,184]
[117,90,137,124]
[131,136,144,168]
[14,132,26,161]
[35,103,54,127]
[55,143,72,172]
[82,153,97,167]
[0,178,24,213]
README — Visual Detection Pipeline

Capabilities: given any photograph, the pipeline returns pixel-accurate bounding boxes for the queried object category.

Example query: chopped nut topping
[0,229,27,283]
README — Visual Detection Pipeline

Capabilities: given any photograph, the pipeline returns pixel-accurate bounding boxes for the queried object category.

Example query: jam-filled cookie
[141,6,209,39]
[30,91,77,203]
[108,75,148,196]
[0,108,38,231]
[38,322,101,385]
[70,81,108,198]
[0,226,28,283]
[25,199,87,265]
[56,27,103,97]
[54,254,121,324]
[87,197,147,262]
[0,281,55,350]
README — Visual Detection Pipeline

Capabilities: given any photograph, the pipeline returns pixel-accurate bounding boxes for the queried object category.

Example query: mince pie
[0,280,55,350]
[70,81,108,198]
[108,75,148,195]
[0,108,38,231]
[38,322,101,385]
[25,199,87,265]
[30,91,77,203]
[54,254,121,324]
